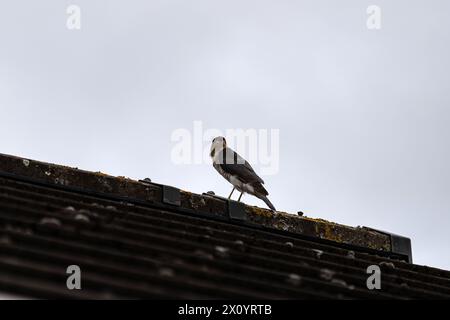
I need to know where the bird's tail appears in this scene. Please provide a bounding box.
[260,196,276,211]
[252,183,275,211]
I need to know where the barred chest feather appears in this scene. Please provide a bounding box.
[212,163,254,194]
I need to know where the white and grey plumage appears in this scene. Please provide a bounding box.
[210,136,276,211]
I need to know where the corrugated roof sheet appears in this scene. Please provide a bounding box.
[0,153,449,299]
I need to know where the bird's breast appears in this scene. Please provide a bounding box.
[229,175,244,189]
[213,163,230,180]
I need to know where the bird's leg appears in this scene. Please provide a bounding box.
[228,187,235,199]
[237,192,244,202]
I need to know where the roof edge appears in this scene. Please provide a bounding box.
[0,152,410,261]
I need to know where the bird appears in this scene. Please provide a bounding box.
[210,136,276,211]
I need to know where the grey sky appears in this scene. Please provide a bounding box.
[1,1,449,270]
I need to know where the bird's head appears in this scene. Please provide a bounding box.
[210,136,227,158]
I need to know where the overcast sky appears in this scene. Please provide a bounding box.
[1,0,449,270]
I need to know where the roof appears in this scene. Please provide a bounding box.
[0,152,449,299]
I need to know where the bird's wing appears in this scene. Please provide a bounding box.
[217,148,264,184]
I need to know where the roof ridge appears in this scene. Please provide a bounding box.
[0,152,408,263]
